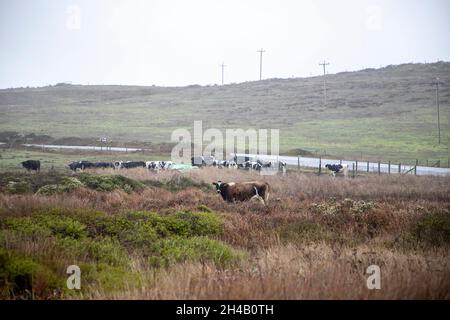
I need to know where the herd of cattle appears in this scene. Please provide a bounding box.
[20,157,348,177]
[19,158,349,205]
[64,156,286,173]
[67,160,174,171]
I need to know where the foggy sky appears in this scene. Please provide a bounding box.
[0,0,449,88]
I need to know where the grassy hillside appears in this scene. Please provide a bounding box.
[1,62,449,163]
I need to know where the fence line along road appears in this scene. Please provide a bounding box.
[21,143,146,152]
[233,153,450,177]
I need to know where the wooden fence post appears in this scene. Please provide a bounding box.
[415,159,418,175]
[352,163,355,178]
[378,161,380,175]
[388,161,391,174]
[367,161,369,173]
[355,160,358,173]
[318,157,322,176]
[297,155,300,170]
[398,163,401,174]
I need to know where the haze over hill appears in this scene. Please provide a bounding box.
[0,62,449,162]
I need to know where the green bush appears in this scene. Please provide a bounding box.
[36,177,83,195]
[0,248,63,299]
[79,262,142,292]
[121,210,223,238]
[6,180,32,194]
[4,217,53,238]
[409,213,450,246]
[76,173,145,193]
[6,214,87,239]
[156,236,244,267]
[174,211,223,236]
[56,237,129,267]
[105,216,159,248]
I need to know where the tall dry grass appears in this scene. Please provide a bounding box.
[1,167,449,299]
[91,244,450,300]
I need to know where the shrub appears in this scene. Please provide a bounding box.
[174,211,223,236]
[156,236,244,267]
[105,216,159,248]
[409,213,450,247]
[56,237,129,267]
[76,173,145,192]
[0,248,63,299]
[6,180,32,194]
[79,262,142,292]
[6,214,87,239]
[36,177,83,196]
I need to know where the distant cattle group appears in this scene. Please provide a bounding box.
[66,160,175,171]
[20,155,287,176]
[191,155,287,174]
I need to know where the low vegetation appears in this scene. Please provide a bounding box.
[0,167,449,299]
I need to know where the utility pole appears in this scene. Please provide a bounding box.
[257,48,265,80]
[435,77,441,144]
[319,60,330,105]
[220,62,226,85]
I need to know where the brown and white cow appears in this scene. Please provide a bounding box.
[212,180,270,205]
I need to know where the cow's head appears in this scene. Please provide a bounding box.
[325,164,331,169]
[212,180,223,193]
[213,180,230,197]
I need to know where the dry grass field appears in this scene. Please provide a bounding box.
[0,168,449,299]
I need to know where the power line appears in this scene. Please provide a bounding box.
[257,48,265,80]
[319,60,330,105]
[220,62,226,85]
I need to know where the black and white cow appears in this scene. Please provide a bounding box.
[117,161,146,169]
[238,161,262,171]
[146,161,173,171]
[325,163,348,177]
[278,161,287,175]
[22,160,40,172]
[212,159,237,169]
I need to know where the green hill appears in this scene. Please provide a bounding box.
[1,62,449,163]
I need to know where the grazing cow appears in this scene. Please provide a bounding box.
[68,161,95,171]
[257,160,272,168]
[120,161,146,169]
[22,160,40,172]
[93,162,115,169]
[220,160,238,169]
[325,163,348,177]
[146,161,173,171]
[279,161,287,175]
[227,160,238,169]
[212,180,270,205]
[239,161,262,171]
